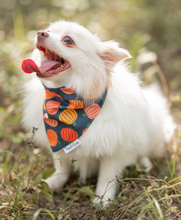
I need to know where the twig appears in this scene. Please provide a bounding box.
[151,60,168,97]
[0,104,15,124]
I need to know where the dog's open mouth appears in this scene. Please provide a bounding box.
[22,46,71,78]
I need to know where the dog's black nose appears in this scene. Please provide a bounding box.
[37,31,49,40]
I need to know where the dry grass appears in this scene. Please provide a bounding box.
[0,96,181,219]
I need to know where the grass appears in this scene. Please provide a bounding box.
[0,111,181,219]
[0,31,181,220]
[0,70,181,219]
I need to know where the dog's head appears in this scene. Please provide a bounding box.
[24,20,131,100]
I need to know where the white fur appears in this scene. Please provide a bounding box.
[22,20,175,204]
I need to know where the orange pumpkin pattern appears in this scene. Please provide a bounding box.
[43,100,46,110]
[59,109,78,125]
[45,90,63,101]
[51,92,63,101]
[84,104,101,119]
[61,128,78,142]
[46,100,61,115]
[45,90,55,100]
[67,100,84,109]
[42,84,108,152]
[47,129,58,147]
[82,127,88,135]
[60,87,76,94]
[43,113,58,127]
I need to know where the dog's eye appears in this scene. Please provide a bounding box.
[63,36,73,45]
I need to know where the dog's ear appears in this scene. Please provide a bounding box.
[97,41,131,66]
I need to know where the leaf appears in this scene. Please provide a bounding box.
[38,181,54,203]
[41,188,54,203]
[59,207,64,213]
[39,181,53,193]
[35,173,42,184]
[58,214,64,220]
[42,168,56,180]
[77,186,94,198]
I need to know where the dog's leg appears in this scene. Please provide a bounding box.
[139,156,153,173]
[93,156,121,205]
[45,152,71,191]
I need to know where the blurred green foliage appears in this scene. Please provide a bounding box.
[0,0,180,105]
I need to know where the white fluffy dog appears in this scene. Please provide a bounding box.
[22,20,175,204]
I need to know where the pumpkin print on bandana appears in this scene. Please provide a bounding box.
[61,128,78,142]
[43,85,108,152]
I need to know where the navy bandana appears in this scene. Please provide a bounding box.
[42,84,108,152]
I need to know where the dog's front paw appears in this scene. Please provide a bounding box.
[139,156,153,173]
[93,196,104,205]
[93,196,112,207]
[45,171,69,192]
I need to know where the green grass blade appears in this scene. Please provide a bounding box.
[32,208,55,220]
[146,207,155,220]
[149,194,164,220]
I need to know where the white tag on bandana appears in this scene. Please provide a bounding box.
[63,139,81,154]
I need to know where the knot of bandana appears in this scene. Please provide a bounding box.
[42,84,108,152]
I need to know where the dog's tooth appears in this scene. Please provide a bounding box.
[60,64,65,68]
[45,49,51,54]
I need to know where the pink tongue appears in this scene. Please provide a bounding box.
[39,60,61,73]
[22,59,60,74]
